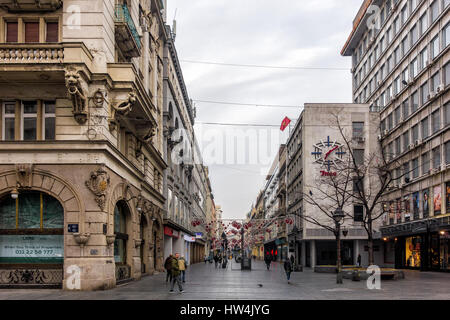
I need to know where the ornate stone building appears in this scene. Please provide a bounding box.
[0,0,168,290]
[162,19,214,265]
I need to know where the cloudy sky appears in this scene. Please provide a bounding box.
[166,0,362,220]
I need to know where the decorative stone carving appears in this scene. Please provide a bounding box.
[73,233,90,247]
[134,239,143,248]
[65,69,88,125]
[108,90,137,131]
[85,165,110,211]
[106,234,116,246]
[15,164,33,188]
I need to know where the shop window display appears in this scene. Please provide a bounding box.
[0,192,64,264]
[406,236,421,268]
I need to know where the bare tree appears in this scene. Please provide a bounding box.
[301,146,355,281]
[331,109,407,266]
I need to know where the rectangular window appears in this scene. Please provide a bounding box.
[445,62,450,85]
[422,117,429,139]
[431,36,440,59]
[403,131,410,150]
[411,57,418,78]
[24,22,39,43]
[402,35,410,55]
[431,0,439,23]
[421,82,429,106]
[394,47,401,65]
[354,205,364,222]
[43,101,56,140]
[444,23,450,48]
[46,22,59,43]
[22,101,37,141]
[401,5,408,25]
[395,137,401,155]
[388,113,393,130]
[412,91,419,113]
[353,149,365,166]
[431,72,440,93]
[432,109,440,133]
[420,12,428,36]
[412,124,419,142]
[446,141,450,164]
[395,106,401,125]
[402,99,410,119]
[353,178,364,193]
[403,162,410,181]
[2,101,16,140]
[433,147,441,169]
[445,102,450,125]
[410,24,418,45]
[412,158,419,178]
[402,67,409,86]
[6,22,18,43]
[422,152,430,174]
[420,47,428,70]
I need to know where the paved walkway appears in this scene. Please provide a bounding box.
[0,260,449,300]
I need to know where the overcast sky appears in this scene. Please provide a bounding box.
[166,0,362,220]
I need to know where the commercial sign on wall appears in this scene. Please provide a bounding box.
[164,226,180,238]
[195,232,203,239]
[184,235,196,242]
[0,235,64,263]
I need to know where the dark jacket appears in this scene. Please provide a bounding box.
[264,256,272,264]
[284,260,292,272]
[171,257,181,277]
[164,256,173,270]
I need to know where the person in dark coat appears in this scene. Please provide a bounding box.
[214,254,219,268]
[264,254,272,270]
[164,254,173,283]
[290,255,295,267]
[357,254,362,267]
[284,258,293,284]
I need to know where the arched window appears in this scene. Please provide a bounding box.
[0,191,64,265]
[175,118,179,129]
[114,202,129,264]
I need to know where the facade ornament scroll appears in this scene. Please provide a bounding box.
[85,164,110,211]
[108,90,137,132]
[65,69,88,125]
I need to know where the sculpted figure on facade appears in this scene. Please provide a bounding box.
[65,69,88,125]
[109,90,137,132]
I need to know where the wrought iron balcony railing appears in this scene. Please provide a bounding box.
[114,4,141,58]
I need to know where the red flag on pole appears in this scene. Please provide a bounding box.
[280,116,291,131]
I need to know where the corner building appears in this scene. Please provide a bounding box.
[0,0,169,289]
[342,0,450,271]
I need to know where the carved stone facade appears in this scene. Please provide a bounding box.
[0,0,168,290]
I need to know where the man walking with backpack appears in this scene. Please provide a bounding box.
[170,253,184,293]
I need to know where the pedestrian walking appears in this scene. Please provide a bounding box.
[357,254,362,267]
[214,254,219,268]
[284,257,293,284]
[164,254,173,283]
[179,255,187,283]
[264,254,272,270]
[170,253,184,293]
[204,255,207,264]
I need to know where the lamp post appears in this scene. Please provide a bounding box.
[292,225,299,268]
[333,207,345,284]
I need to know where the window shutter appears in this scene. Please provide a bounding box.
[25,22,40,43]
[6,22,18,43]
[46,22,59,42]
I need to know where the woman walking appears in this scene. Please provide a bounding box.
[284,257,293,284]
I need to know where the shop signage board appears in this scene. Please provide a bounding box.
[0,235,64,263]
[68,224,79,233]
[195,232,203,239]
[184,235,196,242]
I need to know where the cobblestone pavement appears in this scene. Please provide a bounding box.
[0,260,449,300]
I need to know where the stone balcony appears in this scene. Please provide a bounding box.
[0,42,94,80]
[0,0,62,12]
[114,3,141,59]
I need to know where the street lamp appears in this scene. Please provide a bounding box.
[333,207,345,284]
[10,188,19,200]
